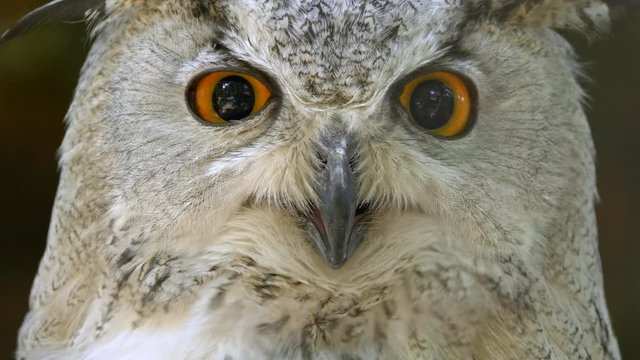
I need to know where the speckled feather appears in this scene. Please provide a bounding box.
[12,0,619,359]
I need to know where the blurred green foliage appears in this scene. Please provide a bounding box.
[0,2,638,359]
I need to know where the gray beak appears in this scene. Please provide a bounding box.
[307,134,367,269]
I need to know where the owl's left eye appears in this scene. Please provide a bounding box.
[399,71,474,138]
[187,71,272,125]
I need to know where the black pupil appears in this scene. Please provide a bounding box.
[212,76,255,121]
[409,80,455,130]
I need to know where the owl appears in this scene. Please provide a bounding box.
[3,0,621,359]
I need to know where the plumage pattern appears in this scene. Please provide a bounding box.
[7,0,620,359]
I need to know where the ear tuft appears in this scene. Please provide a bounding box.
[506,0,610,34]
[1,0,105,44]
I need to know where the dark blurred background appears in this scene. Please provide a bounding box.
[0,1,638,359]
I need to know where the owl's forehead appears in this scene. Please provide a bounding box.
[205,0,471,104]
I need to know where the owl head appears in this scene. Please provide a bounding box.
[2,0,614,292]
[27,0,607,273]
[5,1,620,358]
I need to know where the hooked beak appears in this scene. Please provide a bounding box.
[306,134,369,269]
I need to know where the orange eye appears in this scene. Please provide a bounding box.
[188,71,272,125]
[399,71,474,138]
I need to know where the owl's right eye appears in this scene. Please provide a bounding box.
[187,71,272,125]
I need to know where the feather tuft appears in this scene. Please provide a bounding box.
[503,0,610,34]
[0,0,105,44]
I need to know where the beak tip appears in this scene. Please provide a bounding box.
[326,254,348,269]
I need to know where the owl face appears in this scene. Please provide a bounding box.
[82,0,594,286]
[10,1,622,358]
